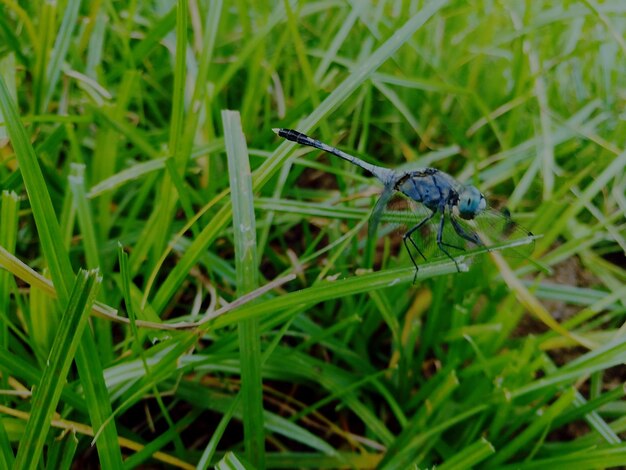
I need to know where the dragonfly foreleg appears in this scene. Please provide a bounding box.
[403,211,435,282]
[436,209,462,272]
[450,216,484,248]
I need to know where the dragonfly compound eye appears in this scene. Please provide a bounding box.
[457,186,484,219]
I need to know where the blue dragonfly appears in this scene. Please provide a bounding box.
[274,128,535,278]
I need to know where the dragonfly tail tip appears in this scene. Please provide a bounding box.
[272,128,281,135]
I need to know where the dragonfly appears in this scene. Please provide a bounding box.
[273,128,535,279]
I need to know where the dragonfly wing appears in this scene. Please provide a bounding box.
[451,208,535,258]
[390,200,534,261]
[373,194,535,265]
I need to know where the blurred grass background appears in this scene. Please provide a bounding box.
[0,0,625,468]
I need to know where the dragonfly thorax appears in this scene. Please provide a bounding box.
[395,168,457,212]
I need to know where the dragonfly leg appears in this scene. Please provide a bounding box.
[436,209,462,272]
[365,186,394,269]
[403,211,435,282]
[450,216,484,247]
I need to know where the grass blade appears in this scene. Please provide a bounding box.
[437,438,496,470]
[0,191,18,351]
[43,0,81,110]
[13,269,101,470]
[223,109,264,468]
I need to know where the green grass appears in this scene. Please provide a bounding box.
[0,1,625,468]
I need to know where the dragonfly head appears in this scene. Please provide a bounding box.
[456,186,486,220]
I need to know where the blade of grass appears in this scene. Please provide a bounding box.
[87,140,224,198]
[525,25,555,200]
[437,438,496,470]
[511,335,626,399]
[92,71,138,240]
[223,109,264,468]
[69,164,101,269]
[207,262,461,331]
[0,191,19,357]
[151,0,189,257]
[0,13,28,67]
[164,157,199,238]
[0,282,15,470]
[54,433,79,470]
[179,0,223,167]
[197,394,242,470]
[215,451,255,470]
[13,269,101,470]
[0,415,13,468]
[84,7,107,78]
[32,0,56,112]
[384,402,490,468]
[43,0,82,110]
[313,3,361,83]
[0,53,16,141]
[283,0,326,137]
[131,6,177,63]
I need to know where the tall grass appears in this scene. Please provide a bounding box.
[0,1,625,468]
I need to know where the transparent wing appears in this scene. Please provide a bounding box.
[376,194,534,265]
[460,208,535,258]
